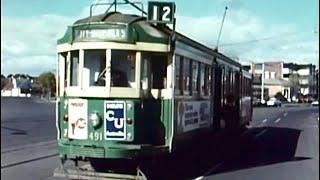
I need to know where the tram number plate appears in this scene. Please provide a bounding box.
[89,132,103,141]
[148,1,175,24]
[104,101,126,140]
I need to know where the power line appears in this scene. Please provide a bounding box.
[218,31,310,47]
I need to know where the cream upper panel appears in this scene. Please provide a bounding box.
[57,42,170,53]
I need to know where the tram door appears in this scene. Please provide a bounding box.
[139,52,168,145]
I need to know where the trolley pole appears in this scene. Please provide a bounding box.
[216,6,228,50]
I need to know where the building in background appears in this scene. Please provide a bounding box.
[283,63,317,101]
[242,61,317,103]
[1,74,35,97]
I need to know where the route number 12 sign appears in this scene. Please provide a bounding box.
[147,1,175,24]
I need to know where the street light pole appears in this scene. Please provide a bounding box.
[261,62,265,104]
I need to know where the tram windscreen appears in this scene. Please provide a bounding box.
[111,50,136,87]
[83,50,106,86]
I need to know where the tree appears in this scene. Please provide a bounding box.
[38,72,56,98]
[274,91,286,101]
[285,73,301,97]
[1,74,6,90]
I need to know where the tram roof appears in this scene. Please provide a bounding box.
[73,12,144,25]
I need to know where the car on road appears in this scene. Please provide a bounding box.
[311,100,319,106]
[266,97,281,107]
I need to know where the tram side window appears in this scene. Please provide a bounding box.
[200,63,205,96]
[175,55,183,95]
[183,58,191,95]
[246,78,250,96]
[206,66,212,96]
[70,51,79,86]
[241,76,244,97]
[226,70,231,95]
[191,61,199,95]
[58,52,67,87]
[221,67,226,105]
[111,50,136,87]
[83,50,106,87]
[242,76,246,96]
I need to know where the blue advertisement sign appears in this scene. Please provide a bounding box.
[104,101,126,140]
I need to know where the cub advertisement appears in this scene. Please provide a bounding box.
[105,101,126,140]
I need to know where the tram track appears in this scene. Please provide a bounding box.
[1,153,58,169]
[1,140,58,169]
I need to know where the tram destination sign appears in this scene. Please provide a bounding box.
[147,1,175,24]
[73,24,127,42]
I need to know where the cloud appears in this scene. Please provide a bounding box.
[1,3,318,76]
[174,8,318,65]
[1,14,75,76]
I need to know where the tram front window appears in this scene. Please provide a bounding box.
[83,50,106,87]
[111,50,136,87]
[70,51,79,86]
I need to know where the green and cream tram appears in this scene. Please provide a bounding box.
[56,2,252,171]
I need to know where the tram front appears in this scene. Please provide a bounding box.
[56,12,174,168]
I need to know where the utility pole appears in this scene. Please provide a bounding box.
[261,62,265,104]
[215,6,228,50]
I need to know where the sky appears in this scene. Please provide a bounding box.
[1,0,319,76]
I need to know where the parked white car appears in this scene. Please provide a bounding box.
[267,98,281,107]
[311,100,319,106]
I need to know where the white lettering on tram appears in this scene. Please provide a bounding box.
[107,103,124,109]
[106,110,124,129]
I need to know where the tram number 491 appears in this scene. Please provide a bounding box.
[89,132,103,141]
[147,1,175,24]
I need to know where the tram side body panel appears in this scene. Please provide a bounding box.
[171,40,216,150]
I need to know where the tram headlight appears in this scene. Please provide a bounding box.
[63,114,68,122]
[89,112,101,128]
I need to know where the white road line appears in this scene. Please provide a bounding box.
[262,119,268,123]
[275,118,281,123]
[254,129,268,139]
[283,112,288,117]
[194,162,224,180]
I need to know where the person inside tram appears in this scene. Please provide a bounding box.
[111,69,129,87]
[94,68,129,87]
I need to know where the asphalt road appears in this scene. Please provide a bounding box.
[199,106,319,180]
[1,97,319,180]
[1,97,56,148]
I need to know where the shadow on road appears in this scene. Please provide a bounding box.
[205,127,307,176]
[145,127,308,179]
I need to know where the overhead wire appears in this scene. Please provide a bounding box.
[218,31,310,47]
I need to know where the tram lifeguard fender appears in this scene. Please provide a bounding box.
[57,12,170,44]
